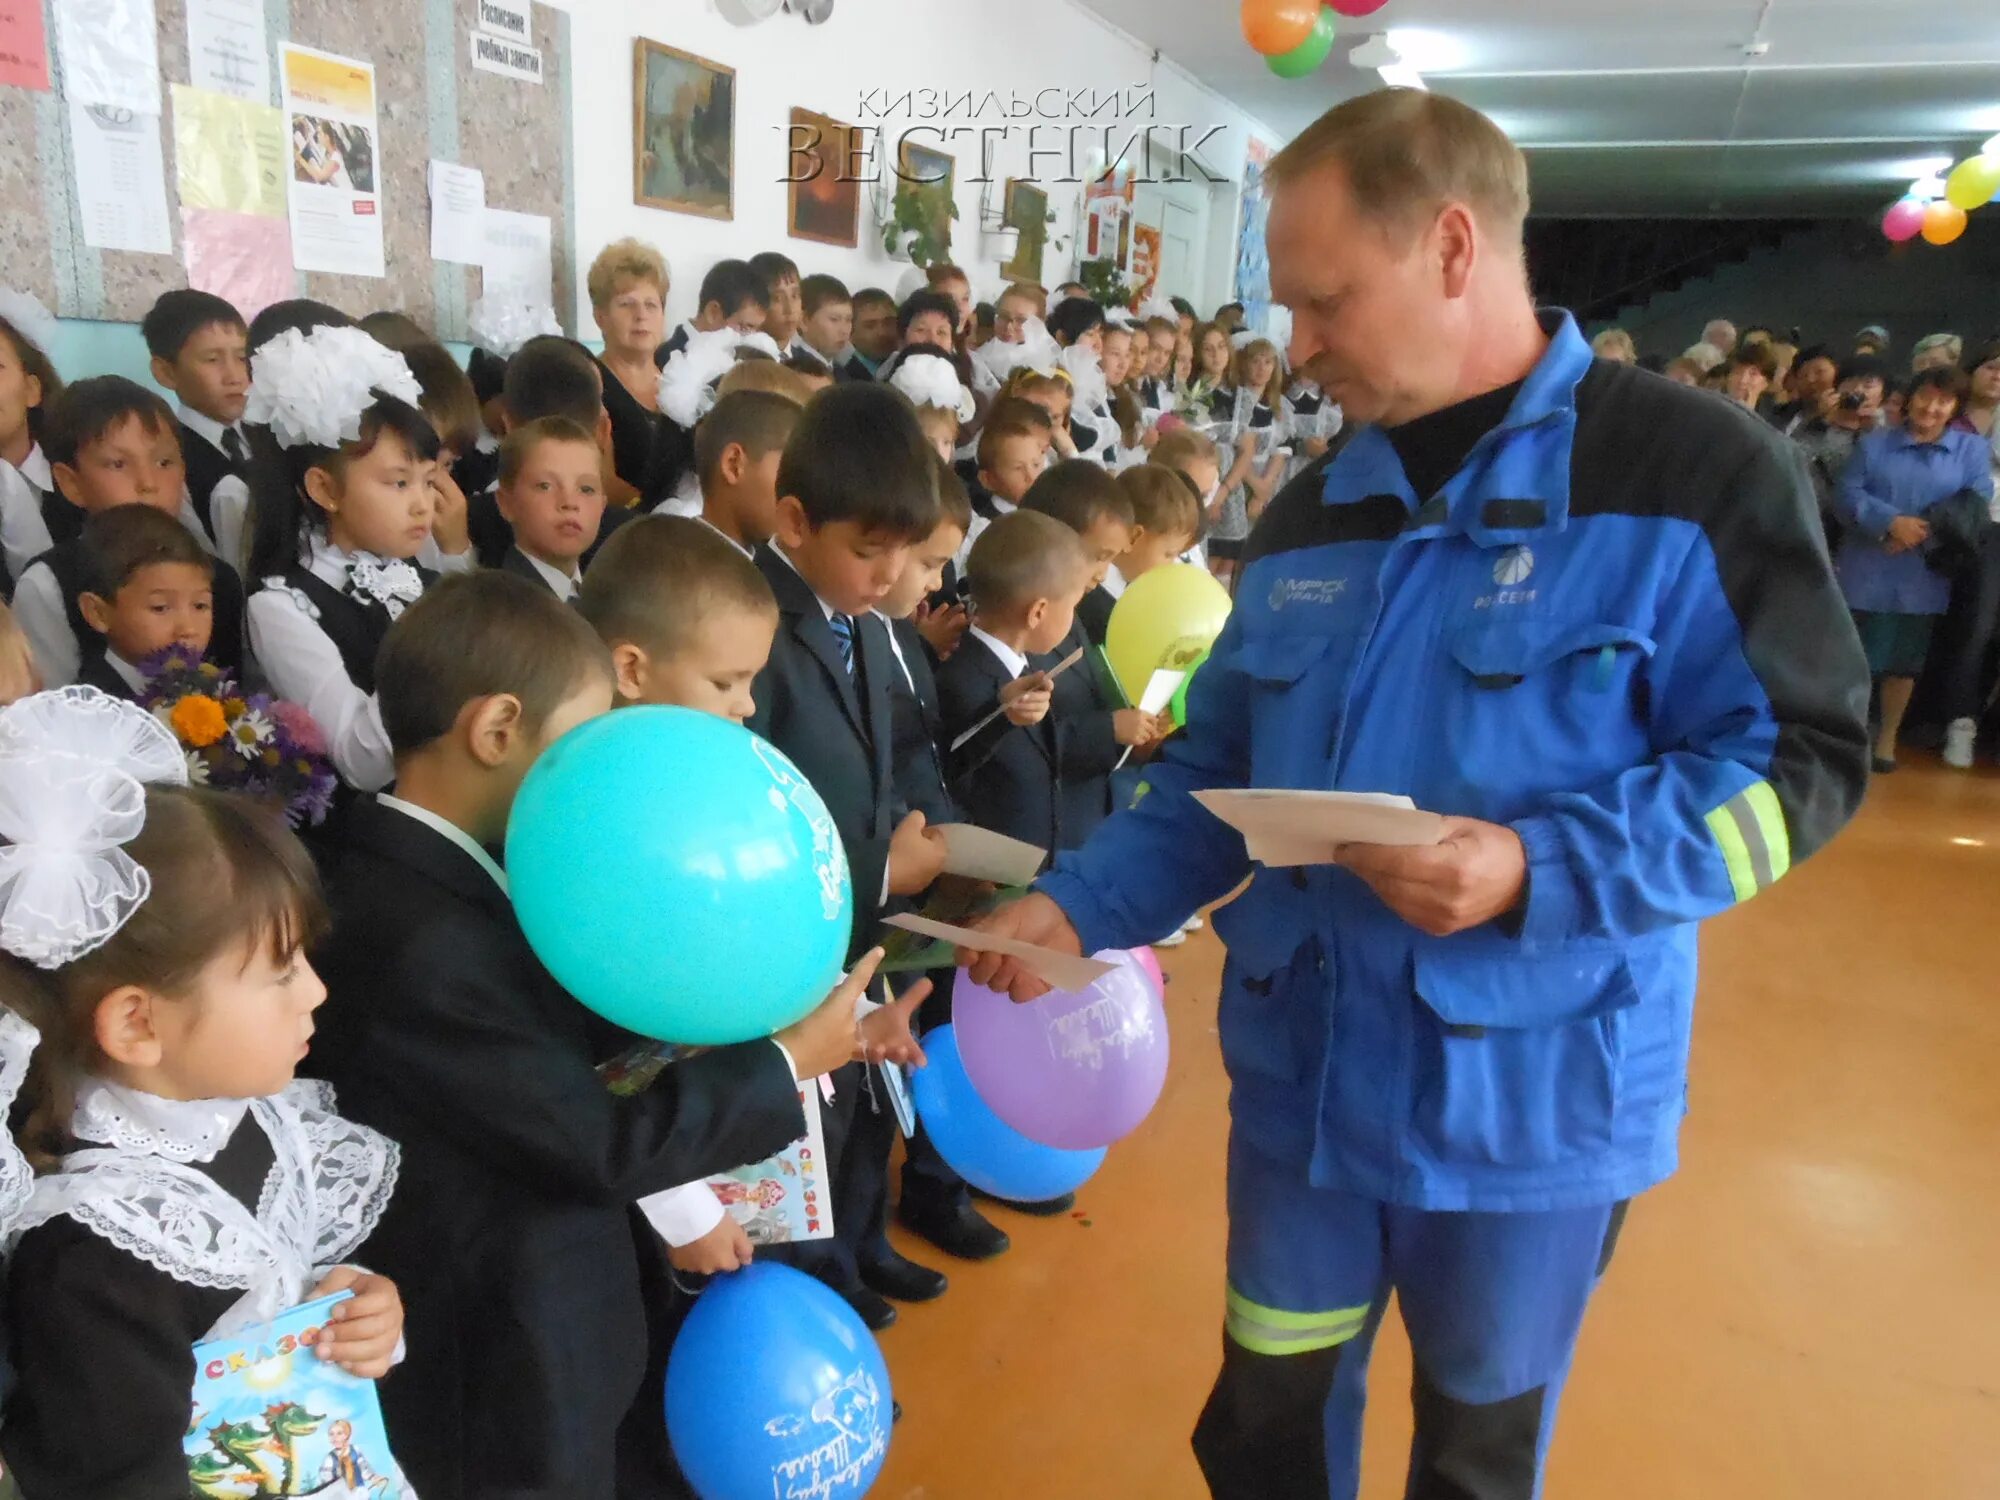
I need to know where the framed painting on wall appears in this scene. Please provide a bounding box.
[787,107,859,248]
[896,136,956,260]
[1000,178,1048,283]
[633,39,734,219]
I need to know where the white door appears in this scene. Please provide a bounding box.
[1133,175,1209,308]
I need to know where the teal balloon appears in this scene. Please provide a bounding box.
[1267,7,1335,77]
[506,707,853,1045]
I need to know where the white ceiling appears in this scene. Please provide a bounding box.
[1078,0,2000,217]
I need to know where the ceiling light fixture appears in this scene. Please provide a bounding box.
[1985,133,2000,157]
[1909,174,1947,200]
[1382,27,1466,73]
[1350,35,1426,91]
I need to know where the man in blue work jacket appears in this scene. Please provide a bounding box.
[964,90,1871,1500]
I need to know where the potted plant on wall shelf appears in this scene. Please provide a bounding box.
[1078,257,1138,310]
[883,180,956,266]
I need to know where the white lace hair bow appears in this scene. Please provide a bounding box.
[0,687,189,971]
[889,351,976,423]
[468,294,562,359]
[1060,341,1108,414]
[0,287,58,361]
[244,325,425,451]
[1137,295,1178,325]
[0,1008,36,1241]
[656,327,784,429]
[972,315,1063,391]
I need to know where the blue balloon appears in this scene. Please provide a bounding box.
[911,1025,1106,1201]
[666,1262,892,1500]
[506,707,852,1045]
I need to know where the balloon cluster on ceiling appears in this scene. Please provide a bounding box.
[1882,143,2000,247]
[1240,0,1389,79]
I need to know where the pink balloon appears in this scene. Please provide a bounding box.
[1133,944,1165,993]
[1882,198,1926,243]
[1329,0,1389,14]
[954,951,1170,1151]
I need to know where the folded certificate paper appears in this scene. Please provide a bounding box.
[936,824,1047,886]
[948,646,1086,752]
[882,912,1117,991]
[1192,789,1446,867]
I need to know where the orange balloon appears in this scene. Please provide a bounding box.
[1242,0,1322,56]
[1922,199,1968,246]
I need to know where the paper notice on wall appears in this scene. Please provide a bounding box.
[279,44,384,277]
[172,85,287,218]
[69,100,172,254]
[469,31,541,84]
[473,0,530,40]
[428,160,487,265]
[182,206,294,322]
[185,0,271,102]
[0,0,51,91]
[52,0,159,112]
[480,207,551,307]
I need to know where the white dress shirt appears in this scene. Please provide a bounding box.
[955,494,1016,574]
[520,550,581,600]
[209,474,253,578]
[17,443,49,492]
[1103,563,1129,600]
[177,403,247,459]
[968,624,1029,680]
[244,537,399,791]
[102,650,146,694]
[0,452,54,588]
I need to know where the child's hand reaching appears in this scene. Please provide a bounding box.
[914,599,969,660]
[0,605,38,707]
[311,1267,405,1379]
[668,1214,755,1276]
[857,979,933,1068]
[776,947,884,1079]
[1001,671,1053,727]
[428,466,471,557]
[887,810,950,895]
[1113,708,1159,746]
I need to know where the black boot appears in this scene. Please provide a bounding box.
[898,1193,1011,1260]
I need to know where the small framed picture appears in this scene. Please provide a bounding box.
[786,107,860,248]
[633,38,734,219]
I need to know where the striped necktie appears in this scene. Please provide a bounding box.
[829,612,856,676]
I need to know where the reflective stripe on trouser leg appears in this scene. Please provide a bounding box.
[1224,1286,1371,1356]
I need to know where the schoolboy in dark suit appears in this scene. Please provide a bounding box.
[308,572,871,1500]
[493,415,607,602]
[938,510,1091,856]
[140,289,249,553]
[748,383,951,1329]
[72,503,219,701]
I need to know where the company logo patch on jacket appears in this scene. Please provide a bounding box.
[1268,575,1350,610]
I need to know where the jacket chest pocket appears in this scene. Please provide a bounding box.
[1410,948,1638,1170]
[1210,887,1328,1089]
[1434,620,1656,809]
[1239,633,1346,785]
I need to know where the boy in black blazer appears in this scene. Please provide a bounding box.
[494,415,607,601]
[72,504,220,701]
[308,573,872,1500]
[747,383,952,1328]
[1022,461,1164,851]
[939,510,1093,856]
[140,289,249,554]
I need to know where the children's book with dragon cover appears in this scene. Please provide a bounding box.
[186,1292,411,1498]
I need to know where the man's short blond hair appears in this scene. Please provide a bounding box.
[1268,88,1529,242]
[587,238,668,309]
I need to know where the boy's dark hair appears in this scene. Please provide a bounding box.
[783,348,833,381]
[466,346,509,405]
[695,390,802,489]
[932,454,973,534]
[966,509,1088,615]
[1046,297,1106,347]
[78,502,214,602]
[1836,352,1891,388]
[697,259,771,319]
[973,302,996,333]
[749,251,801,291]
[1907,365,1968,406]
[977,399,1052,470]
[851,287,896,316]
[1793,343,1834,371]
[800,274,851,316]
[1115,464,1199,542]
[43,376,177,469]
[897,290,958,339]
[578,514,776,660]
[140,289,246,362]
[1217,301,1246,319]
[402,341,482,455]
[504,335,603,428]
[499,415,603,487]
[357,310,430,353]
[777,383,939,539]
[247,299,352,354]
[376,571,612,758]
[1022,459,1134,535]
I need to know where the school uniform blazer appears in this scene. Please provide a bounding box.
[1076,583,1116,647]
[178,420,245,549]
[937,638,1061,857]
[878,614,957,828]
[1038,619,1122,851]
[747,549,903,949]
[306,796,804,1500]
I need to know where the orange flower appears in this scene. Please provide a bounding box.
[170,694,229,748]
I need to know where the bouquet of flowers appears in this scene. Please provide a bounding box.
[136,647,338,827]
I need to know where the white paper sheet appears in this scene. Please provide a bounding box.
[185,0,269,102]
[53,0,159,113]
[1191,788,1446,868]
[883,913,1116,993]
[70,101,172,254]
[472,0,530,39]
[480,206,552,307]
[469,31,541,84]
[427,159,486,265]
[947,645,1085,753]
[935,824,1046,887]
[1114,667,1188,771]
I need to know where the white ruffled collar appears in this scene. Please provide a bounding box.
[71,1078,252,1163]
[303,537,426,617]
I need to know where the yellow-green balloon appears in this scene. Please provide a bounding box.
[1105,563,1232,704]
[1944,155,2000,212]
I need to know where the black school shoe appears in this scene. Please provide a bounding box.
[841,1284,899,1332]
[897,1195,1011,1261]
[1872,755,1899,774]
[970,1187,1076,1218]
[858,1249,948,1303]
